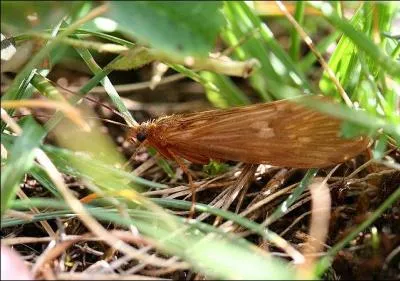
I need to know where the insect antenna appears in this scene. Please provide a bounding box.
[44,77,131,127]
[12,113,130,128]
[92,118,130,128]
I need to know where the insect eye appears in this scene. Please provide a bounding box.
[136,131,147,142]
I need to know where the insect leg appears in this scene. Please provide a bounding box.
[123,140,149,169]
[167,149,197,218]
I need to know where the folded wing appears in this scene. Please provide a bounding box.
[158,97,369,167]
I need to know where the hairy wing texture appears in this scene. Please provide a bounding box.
[156,97,369,167]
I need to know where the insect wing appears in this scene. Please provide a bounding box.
[159,97,368,167]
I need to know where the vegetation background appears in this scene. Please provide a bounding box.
[1,1,399,280]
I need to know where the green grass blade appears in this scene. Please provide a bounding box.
[42,144,168,190]
[312,2,400,80]
[299,31,340,72]
[29,164,62,199]
[1,3,96,124]
[221,1,312,101]
[0,71,36,132]
[73,42,136,126]
[316,186,400,276]
[289,1,305,61]
[200,71,250,108]
[265,168,318,226]
[1,118,46,216]
[9,197,296,280]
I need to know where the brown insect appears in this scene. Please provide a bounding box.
[127,96,369,167]
[127,95,370,214]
